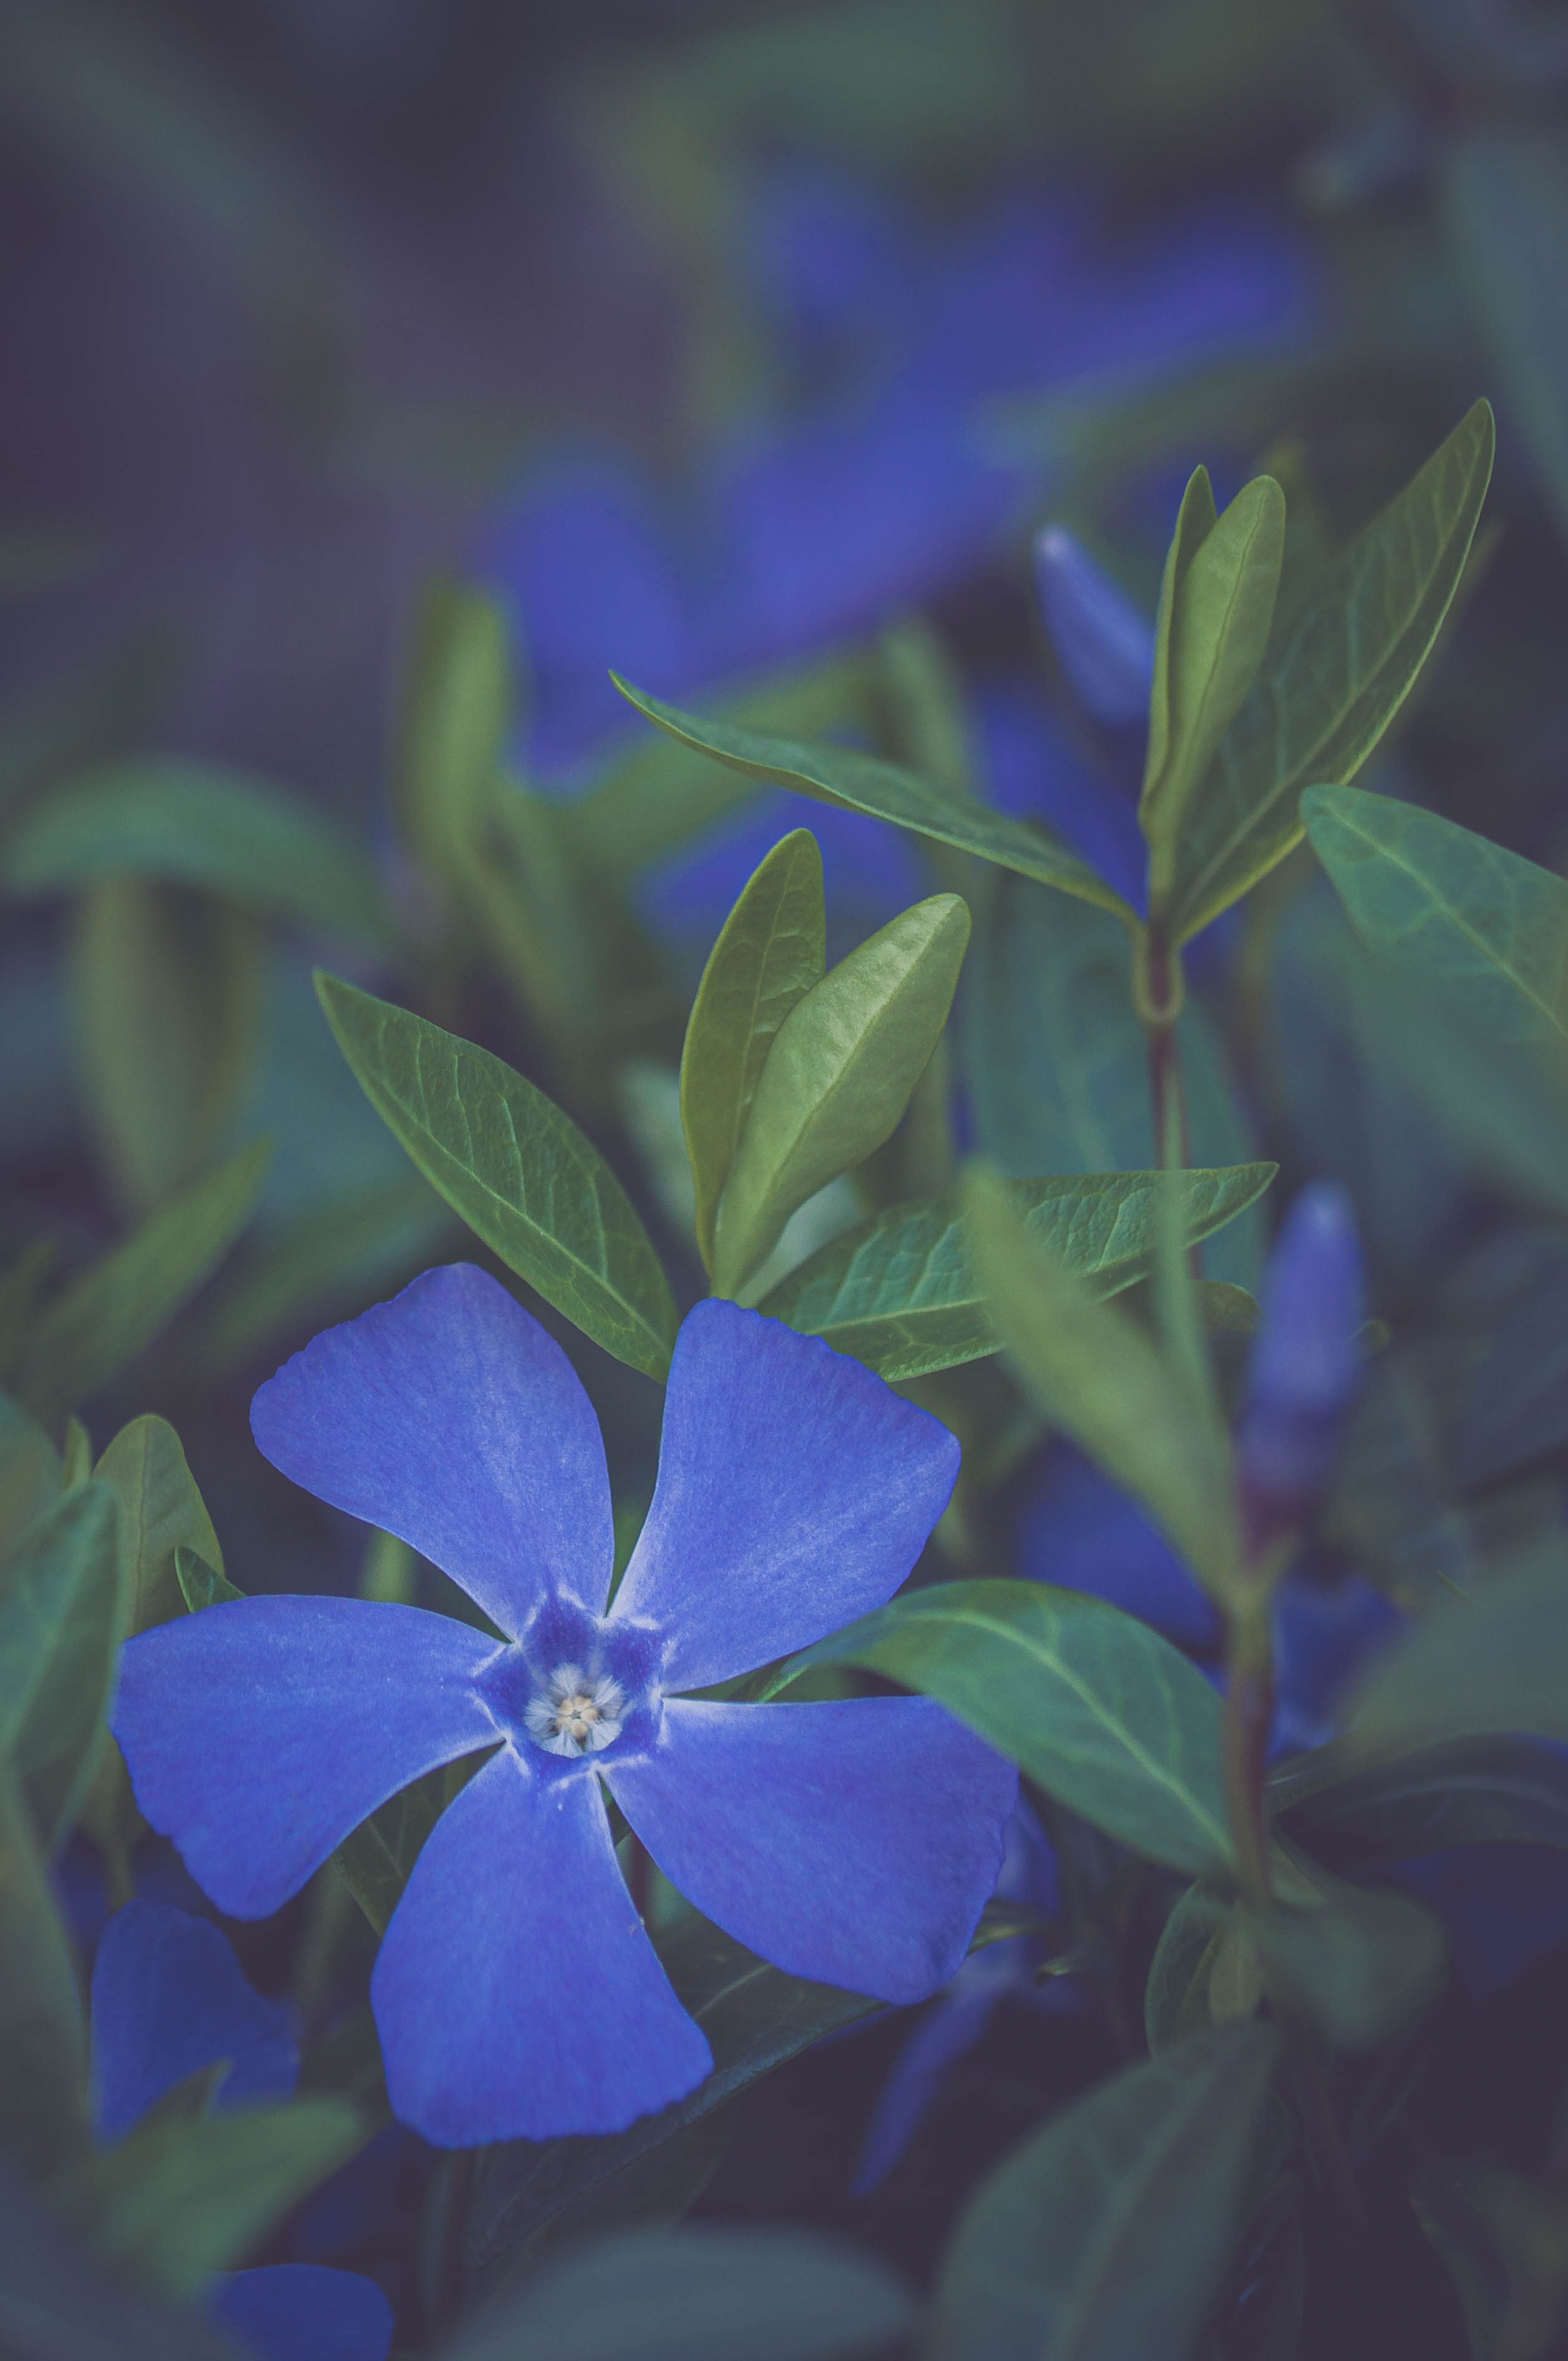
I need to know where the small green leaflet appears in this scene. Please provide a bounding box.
[52,2098,368,2299]
[964,1165,1240,1602]
[681,829,826,1273]
[0,1481,127,1852]
[758,1162,1274,1381]
[1,758,395,949]
[712,894,970,1298]
[1303,783,1568,1050]
[611,676,1135,921]
[1167,399,1495,944]
[316,975,678,1380]
[925,2024,1279,2361]
[175,1546,244,1612]
[765,1579,1233,1879]
[1141,470,1285,913]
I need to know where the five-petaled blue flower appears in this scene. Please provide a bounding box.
[111,1265,1016,2147]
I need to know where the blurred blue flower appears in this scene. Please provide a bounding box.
[112,1266,1016,2145]
[1237,1179,1366,1557]
[89,1902,392,2361]
[478,178,1313,779]
[1033,525,1156,728]
[1016,1440,1223,1655]
[849,1797,1077,2197]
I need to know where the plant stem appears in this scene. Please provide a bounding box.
[1222,1603,1275,1914]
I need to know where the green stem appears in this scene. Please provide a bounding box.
[1222,1604,1275,1914]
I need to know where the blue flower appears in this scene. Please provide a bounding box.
[89,1901,392,2361]
[1237,1179,1366,1555]
[111,1267,1016,2146]
[1033,525,1156,729]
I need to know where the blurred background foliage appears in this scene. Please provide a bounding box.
[11,0,1568,2352]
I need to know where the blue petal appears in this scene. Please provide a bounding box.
[371,1748,710,2144]
[209,2267,392,2361]
[849,1987,1000,2197]
[605,1697,1016,2003]
[611,1303,958,1691]
[250,1264,614,1635]
[112,1599,501,1918]
[90,1901,297,2140]
[1033,527,1156,727]
[1016,1444,1222,1653]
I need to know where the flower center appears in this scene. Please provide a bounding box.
[523,1662,626,1759]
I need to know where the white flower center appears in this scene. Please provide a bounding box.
[523,1663,626,1758]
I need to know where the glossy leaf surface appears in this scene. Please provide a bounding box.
[317,975,677,1378]
[681,829,825,1272]
[0,1480,125,1850]
[712,894,970,1298]
[759,1162,1273,1380]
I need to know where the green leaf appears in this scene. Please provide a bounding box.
[442,2226,915,2361]
[963,1164,1240,1600]
[766,1579,1232,1877]
[925,2023,1279,2361]
[192,1172,454,1376]
[0,1760,90,2176]
[12,1141,271,1428]
[0,1387,59,1560]
[1144,1886,1265,2057]
[52,2098,367,2299]
[1141,472,1285,910]
[333,1754,487,1936]
[315,975,677,1379]
[1167,399,1495,942]
[757,1162,1274,1381]
[611,676,1134,920]
[0,1239,57,1391]
[1247,1881,1446,2052]
[175,1546,243,1612]
[1347,1552,1568,1756]
[681,829,825,1272]
[1443,130,1568,553]
[2,759,394,949]
[69,880,265,1216]
[1303,782,1568,1052]
[961,876,1267,1288]
[394,577,512,881]
[712,893,971,1298]
[1272,1735,1568,1871]
[0,2149,236,2360]
[0,1481,126,1852]
[462,1914,885,2297]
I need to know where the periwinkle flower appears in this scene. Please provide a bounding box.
[1237,1180,1366,1556]
[1032,525,1157,729]
[90,1901,392,2361]
[111,1267,1016,2146]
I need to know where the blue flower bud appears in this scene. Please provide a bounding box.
[1032,525,1156,728]
[1237,1181,1366,1551]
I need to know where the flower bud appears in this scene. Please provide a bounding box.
[1237,1180,1365,1557]
[1032,525,1155,727]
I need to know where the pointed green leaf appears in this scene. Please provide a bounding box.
[963,1165,1240,1600]
[315,975,677,1378]
[444,2227,915,2361]
[175,1546,243,1612]
[611,676,1134,920]
[713,894,970,1298]
[13,1142,271,1428]
[766,1579,1232,1877]
[1142,474,1285,909]
[0,1481,126,1852]
[69,880,265,1216]
[53,2097,367,2298]
[2,759,394,949]
[757,1162,1275,1380]
[1303,782,1568,1049]
[681,830,825,1272]
[1169,399,1495,942]
[1144,1886,1263,2057]
[0,1760,90,2176]
[94,1416,222,1635]
[925,2023,1280,2361]
[1142,464,1217,800]
[1271,1734,1568,1871]
[394,577,512,880]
